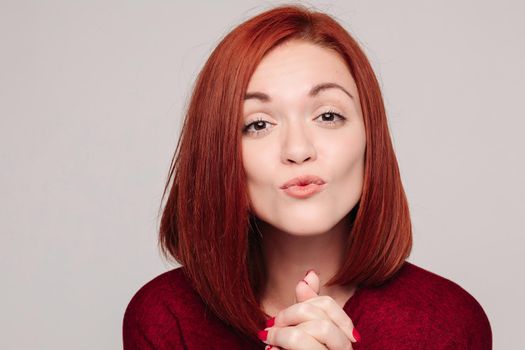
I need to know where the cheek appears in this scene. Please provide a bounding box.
[242,142,275,195]
[242,143,263,183]
[328,130,366,186]
[342,145,365,176]
[242,142,282,220]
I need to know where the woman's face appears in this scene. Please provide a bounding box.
[241,40,366,236]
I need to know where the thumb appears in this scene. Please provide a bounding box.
[295,270,320,303]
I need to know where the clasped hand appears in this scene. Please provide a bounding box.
[259,270,359,350]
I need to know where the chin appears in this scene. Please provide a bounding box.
[252,207,348,236]
[276,218,340,236]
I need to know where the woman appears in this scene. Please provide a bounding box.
[123,5,492,349]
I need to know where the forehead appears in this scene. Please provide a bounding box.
[246,40,357,95]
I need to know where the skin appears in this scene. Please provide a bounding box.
[241,39,367,349]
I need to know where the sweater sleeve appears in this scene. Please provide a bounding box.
[122,276,187,350]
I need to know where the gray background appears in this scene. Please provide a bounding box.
[1,0,523,348]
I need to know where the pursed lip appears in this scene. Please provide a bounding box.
[279,175,326,189]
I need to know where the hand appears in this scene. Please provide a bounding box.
[260,270,359,350]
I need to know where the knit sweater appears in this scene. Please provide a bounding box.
[123,261,492,349]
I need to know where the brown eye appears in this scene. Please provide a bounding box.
[315,110,346,125]
[253,121,267,130]
[243,118,274,136]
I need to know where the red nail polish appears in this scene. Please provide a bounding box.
[266,317,275,327]
[258,329,268,341]
[352,328,361,342]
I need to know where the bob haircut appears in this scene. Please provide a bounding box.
[159,4,412,341]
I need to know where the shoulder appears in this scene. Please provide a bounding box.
[351,261,492,349]
[123,267,260,349]
[124,266,191,322]
[122,267,198,348]
[391,262,489,322]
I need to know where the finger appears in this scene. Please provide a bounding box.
[304,269,320,293]
[296,319,353,350]
[266,325,328,350]
[274,301,330,328]
[302,296,358,343]
[264,345,282,350]
[295,270,320,303]
[295,279,318,304]
[277,295,356,343]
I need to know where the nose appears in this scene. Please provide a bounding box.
[280,121,317,165]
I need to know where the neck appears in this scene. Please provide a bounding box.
[259,215,355,315]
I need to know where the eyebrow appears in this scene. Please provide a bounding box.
[244,82,354,102]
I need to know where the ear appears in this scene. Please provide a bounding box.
[295,270,320,303]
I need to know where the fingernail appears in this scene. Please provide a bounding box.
[258,329,268,341]
[301,279,310,286]
[266,317,275,327]
[305,269,318,277]
[352,328,361,342]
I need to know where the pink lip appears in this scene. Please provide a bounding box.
[280,175,326,189]
[282,183,327,199]
[280,175,327,199]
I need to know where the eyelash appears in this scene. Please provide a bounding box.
[242,109,346,136]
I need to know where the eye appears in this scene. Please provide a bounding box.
[242,117,274,136]
[242,109,346,136]
[314,109,346,126]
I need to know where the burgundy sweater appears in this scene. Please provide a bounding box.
[123,261,492,349]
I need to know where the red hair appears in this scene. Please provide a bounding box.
[158,4,412,342]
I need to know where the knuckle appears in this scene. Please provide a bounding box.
[287,328,303,346]
[275,310,283,324]
[318,319,332,334]
[320,295,334,308]
[297,302,314,314]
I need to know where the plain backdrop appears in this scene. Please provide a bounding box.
[1,0,523,348]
